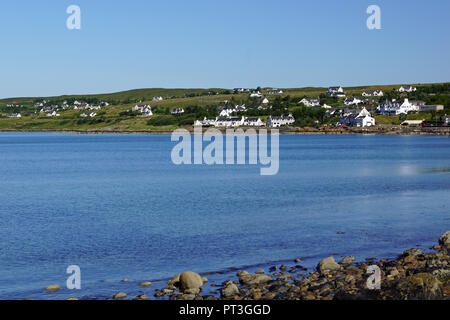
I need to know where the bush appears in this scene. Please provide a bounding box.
[147,115,177,126]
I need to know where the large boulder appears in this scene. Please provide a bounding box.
[317,256,342,274]
[339,256,355,266]
[238,273,272,286]
[221,281,240,299]
[179,271,204,293]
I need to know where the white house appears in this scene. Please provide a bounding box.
[267,89,283,94]
[326,86,346,97]
[243,117,264,127]
[152,96,164,102]
[80,112,97,118]
[362,90,384,97]
[219,107,235,117]
[442,115,450,124]
[46,111,60,117]
[171,108,184,115]
[8,113,22,118]
[344,97,363,106]
[398,86,417,93]
[132,104,153,116]
[261,97,270,104]
[250,91,262,98]
[300,98,320,107]
[215,117,246,127]
[267,114,295,127]
[378,99,419,115]
[340,108,375,127]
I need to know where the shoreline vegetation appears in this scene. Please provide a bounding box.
[42,232,449,300]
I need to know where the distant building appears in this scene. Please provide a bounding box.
[8,113,22,118]
[326,86,346,97]
[267,114,295,127]
[339,108,375,127]
[267,89,283,94]
[299,98,320,107]
[344,97,362,106]
[378,99,419,115]
[397,86,417,93]
[249,91,262,98]
[244,117,264,127]
[362,90,384,97]
[132,104,153,116]
[152,96,164,102]
[171,108,184,114]
[80,112,97,118]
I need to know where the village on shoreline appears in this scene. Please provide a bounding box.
[0,83,449,133]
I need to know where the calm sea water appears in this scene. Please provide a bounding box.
[0,132,449,299]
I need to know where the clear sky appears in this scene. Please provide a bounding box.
[0,0,449,98]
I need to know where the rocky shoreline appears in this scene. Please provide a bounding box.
[118,231,449,301]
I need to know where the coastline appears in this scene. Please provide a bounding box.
[1,126,450,136]
[35,232,450,301]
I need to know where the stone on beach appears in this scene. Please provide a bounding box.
[135,294,150,300]
[221,281,240,299]
[45,285,60,292]
[179,271,204,293]
[112,292,127,299]
[339,256,355,266]
[317,256,342,274]
[139,281,152,287]
[238,272,272,286]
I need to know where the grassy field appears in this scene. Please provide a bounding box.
[0,82,448,131]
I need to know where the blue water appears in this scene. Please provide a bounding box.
[0,133,449,299]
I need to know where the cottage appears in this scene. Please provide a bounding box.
[378,99,419,115]
[80,112,97,118]
[267,89,283,94]
[152,96,164,102]
[244,117,264,127]
[344,97,362,106]
[267,114,295,127]
[171,108,185,115]
[46,111,60,117]
[397,86,417,93]
[250,91,262,98]
[362,90,384,97]
[339,108,375,127]
[299,98,320,107]
[326,86,346,97]
[8,113,22,118]
[132,104,153,116]
[261,97,270,104]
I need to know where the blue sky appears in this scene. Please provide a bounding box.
[0,0,449,98]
